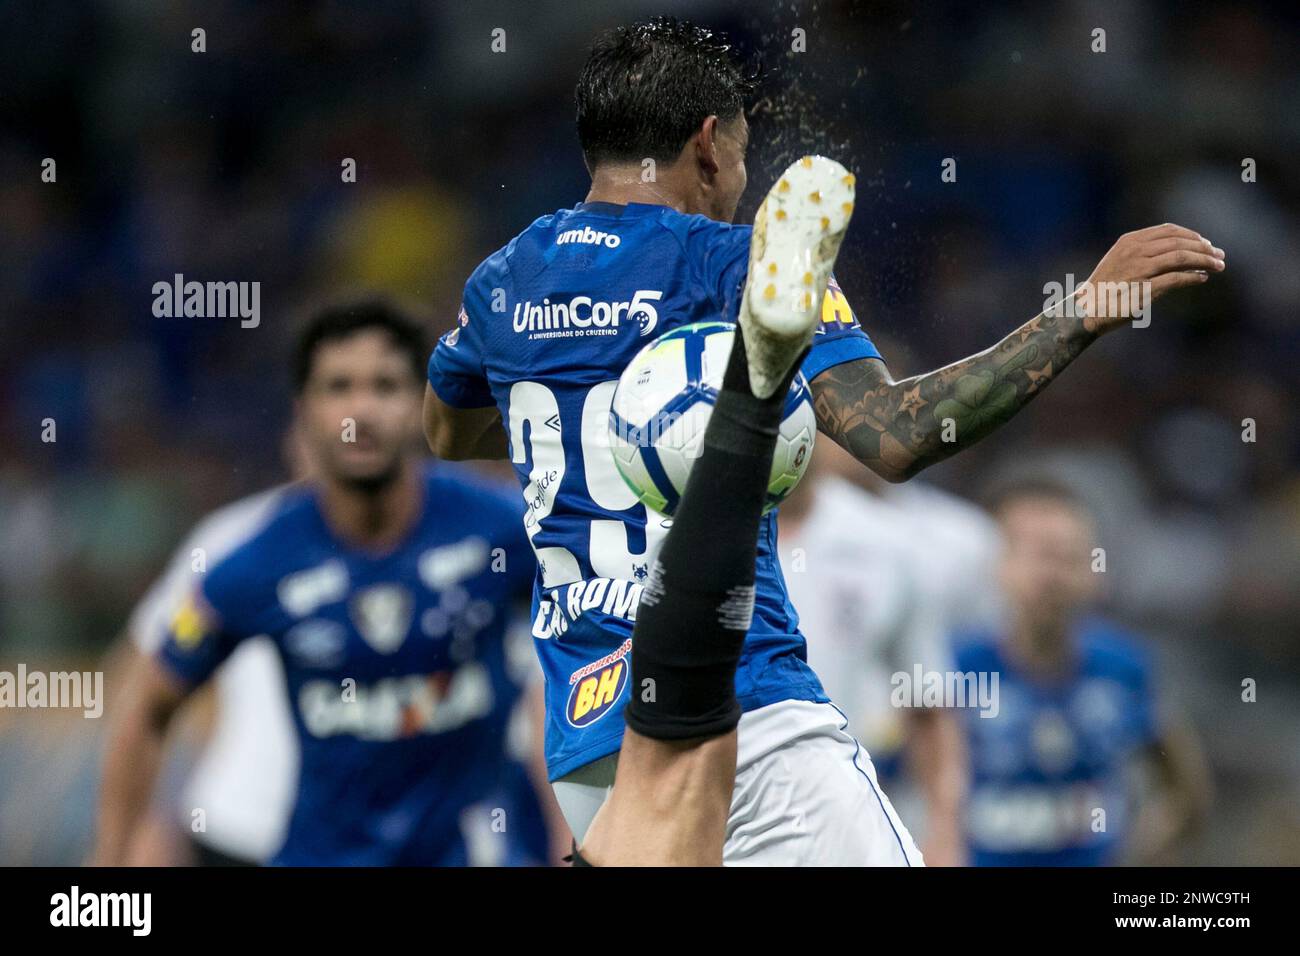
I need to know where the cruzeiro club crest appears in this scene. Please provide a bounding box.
[350,585,414,654]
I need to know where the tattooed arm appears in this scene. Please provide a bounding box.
[812,223,1226,482]
[811,310,1092,481]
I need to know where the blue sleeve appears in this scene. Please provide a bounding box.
[682,217,883,382]
[802,275,884,381]
[154,564,251,687]
[427,259,505,409]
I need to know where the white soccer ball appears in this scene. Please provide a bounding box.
[608,320,816,516]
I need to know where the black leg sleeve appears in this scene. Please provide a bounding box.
[623,331,808,740]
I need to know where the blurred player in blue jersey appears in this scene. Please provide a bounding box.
[94,300,552,866]
[423,17,1224,865]
[954,478,1210,866]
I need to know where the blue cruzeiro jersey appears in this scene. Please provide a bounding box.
[428,201,883,779]
[157,462,548,865]
[953,619,1159,866]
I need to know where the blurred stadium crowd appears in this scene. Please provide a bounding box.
[1,0,1297,864]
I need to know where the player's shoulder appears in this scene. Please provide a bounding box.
[183,484,295,555]
[895,481,1001,539]
[1076,617,1153,684]
[199,486,321,604]
[478,205,598,263]
[887,483,1002,570]
[464,206,567,294]
[128,484,296,651]
[464,236,518,295]
[653,206,752,249]
[807,477,917,556]
[465,206,605,302]
[817,475,902,524]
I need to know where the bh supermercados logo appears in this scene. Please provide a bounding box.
[566,639,632,728]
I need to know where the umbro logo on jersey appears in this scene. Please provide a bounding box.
[285,619,347,668]
[556,225,621,249]
[512,290,662,340]
[418,536,490,591]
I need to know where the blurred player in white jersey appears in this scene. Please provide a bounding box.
[778,440,976,865]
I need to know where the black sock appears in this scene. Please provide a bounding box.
[624,328,808,740]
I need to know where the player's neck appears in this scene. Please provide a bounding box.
[1007,615,1075,677]
[318,460,423,553]
[585,163,705,216]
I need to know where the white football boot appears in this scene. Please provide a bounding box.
[737,155,856,399]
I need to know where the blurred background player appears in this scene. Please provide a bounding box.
[94,300,556,866]
[777,439,970,865]
[953,477,1211,866]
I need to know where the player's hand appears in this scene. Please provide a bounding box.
[1074,223,1226,334]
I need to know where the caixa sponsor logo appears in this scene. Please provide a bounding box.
[512,290,662,338]
[566,640,632,728]
[556,225,621,248]
[298,665,492,740]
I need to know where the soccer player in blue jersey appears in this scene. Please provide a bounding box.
[95,301,551,866]
[423,18,1225,865]
[954,478,1209,865]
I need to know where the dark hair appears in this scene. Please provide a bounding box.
[575,17,754,169]
[982,475,1090,519]
[293,298,428,393]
